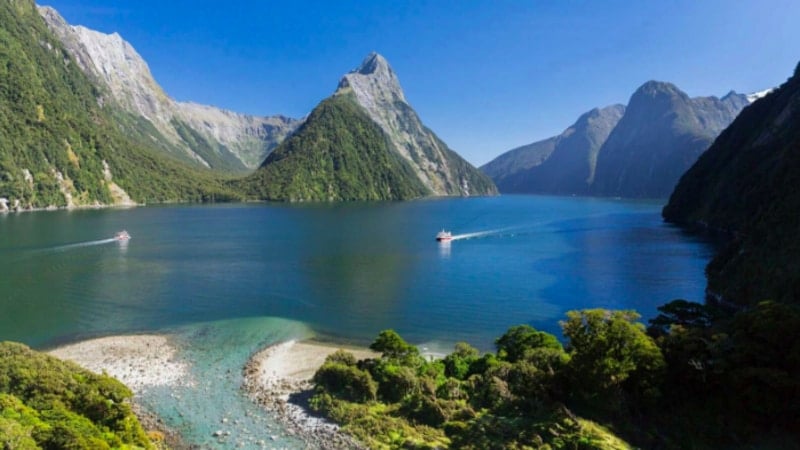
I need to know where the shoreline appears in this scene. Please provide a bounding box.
[0,200,139,214]
[46,333,382,449]
[242,339,379,450]
[48,334,190,449]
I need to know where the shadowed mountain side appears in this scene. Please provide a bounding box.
[486,105,625,194]
[592,81,748,198]
[664,62,800,306]
[480,137,558,186]
[484,82,748,199]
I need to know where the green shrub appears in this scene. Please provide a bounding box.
[0,342,153,449]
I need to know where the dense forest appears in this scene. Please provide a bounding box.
[311,302,799,449]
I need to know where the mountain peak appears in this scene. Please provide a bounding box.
[355,52,390,75]
[634,80,684,97]
[337,52,405,105]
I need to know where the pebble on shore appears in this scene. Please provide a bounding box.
[242,340,378,450]
[49,335,192,392]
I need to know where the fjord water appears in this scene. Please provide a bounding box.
[0,196,713,446]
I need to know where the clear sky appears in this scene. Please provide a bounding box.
[41,0,800,166]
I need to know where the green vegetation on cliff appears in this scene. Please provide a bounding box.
[0,0,239,209]
[663,62,800,306]
[0,341,156,449]
[240,93,429,201]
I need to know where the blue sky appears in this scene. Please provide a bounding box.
[42,0,800,165]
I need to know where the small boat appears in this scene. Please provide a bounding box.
[114,230,131,241]
[435,230,452,242]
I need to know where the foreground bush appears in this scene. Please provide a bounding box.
[310,319,636,449]
[0,341,155,449]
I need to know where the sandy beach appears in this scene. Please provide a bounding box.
[48,334,191,392]
[243,340,379,449]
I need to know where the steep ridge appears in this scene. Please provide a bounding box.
[243,53,496,201]
[38,5,300,172]
[242,93,428,201]
[664,62,800,306]
[591,81,748,198]
[0,0,237,211]
[336,53,496,197]
[486,105,625,194]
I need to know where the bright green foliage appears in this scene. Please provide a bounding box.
[561,310,665,411]
[324,349,359,367]
[495,324,563,363]
[239,93,430,202]
[369,330,420,361]
[446,410,631,450]
[442,342,479,380]
[0,341,154,449]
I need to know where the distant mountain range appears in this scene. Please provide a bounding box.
[482,81,758,198]
[0,1,493,209]
[483,105,626,195]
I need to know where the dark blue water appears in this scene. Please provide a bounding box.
[0,196,712,350]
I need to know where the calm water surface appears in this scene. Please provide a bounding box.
[0,195,713,447]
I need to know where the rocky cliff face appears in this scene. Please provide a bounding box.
[591,81,748,198]
[174,103,298,169]
[336,53,496,196]
[484,105,625,194]
[38,6,299,171]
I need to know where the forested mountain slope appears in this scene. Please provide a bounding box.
[0,0,240,210]
[664,63,800,306]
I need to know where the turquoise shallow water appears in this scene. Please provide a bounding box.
[144,317,314,448]
[0,196,714,447]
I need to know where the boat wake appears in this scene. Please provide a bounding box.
[449,227,516,241]
[51,238,118,252]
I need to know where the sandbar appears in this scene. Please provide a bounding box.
[49,334,191,392]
